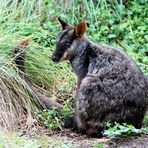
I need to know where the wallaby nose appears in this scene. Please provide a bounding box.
[52,54,59,62]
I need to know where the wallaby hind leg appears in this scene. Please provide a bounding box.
[74,109,105,137]
[73,110,87,134]
[86,121,105,137]
[104,105,147,129]
[122,107,146,128]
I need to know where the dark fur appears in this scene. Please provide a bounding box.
[13,38,30,73]
[52,19,148,137]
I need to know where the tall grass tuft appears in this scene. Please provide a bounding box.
[0,0,75,131]
[0,36,75,131]
[0,56,38,131]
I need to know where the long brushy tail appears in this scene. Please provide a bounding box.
[13,37,30,73]
[13,37,63,111]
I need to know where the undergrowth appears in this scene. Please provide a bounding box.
[36,105,74,131]
[103,122,148,138]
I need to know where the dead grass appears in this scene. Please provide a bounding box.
[0,58,43,131]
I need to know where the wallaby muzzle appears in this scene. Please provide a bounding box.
[51,53,59,62]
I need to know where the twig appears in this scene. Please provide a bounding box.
[116,39,128,52]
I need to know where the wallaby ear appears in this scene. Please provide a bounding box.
[58,17,72,30]
[75,22,87,38]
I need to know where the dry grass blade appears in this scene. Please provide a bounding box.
[0,62,44,132]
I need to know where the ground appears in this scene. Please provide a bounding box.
[23,128,148,148]
[28,130,148,148]
[1,113,147,148]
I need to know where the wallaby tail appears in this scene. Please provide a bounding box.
[13,37,30,73]
[13,37,63,111]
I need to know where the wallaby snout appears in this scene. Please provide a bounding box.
[51,53,59,62]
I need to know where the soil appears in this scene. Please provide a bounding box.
[23,112,148,148]
[47,131,148,148]
[24,127,148,148]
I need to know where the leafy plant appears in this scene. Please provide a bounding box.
[60,105,74,118]
[36,105,74,130]
[103,122,148,138]
[36,106,63,130]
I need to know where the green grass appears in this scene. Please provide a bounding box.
[0,133,40,148]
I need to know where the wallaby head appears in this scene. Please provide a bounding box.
[52,18,87,62]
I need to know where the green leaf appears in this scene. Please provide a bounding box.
[108,34,116,38]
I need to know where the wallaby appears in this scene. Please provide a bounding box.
[52,18,148,137]
[13,38,63,111]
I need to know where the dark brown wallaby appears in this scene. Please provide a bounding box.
[13,37,63,111]
[52,18,148,137]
